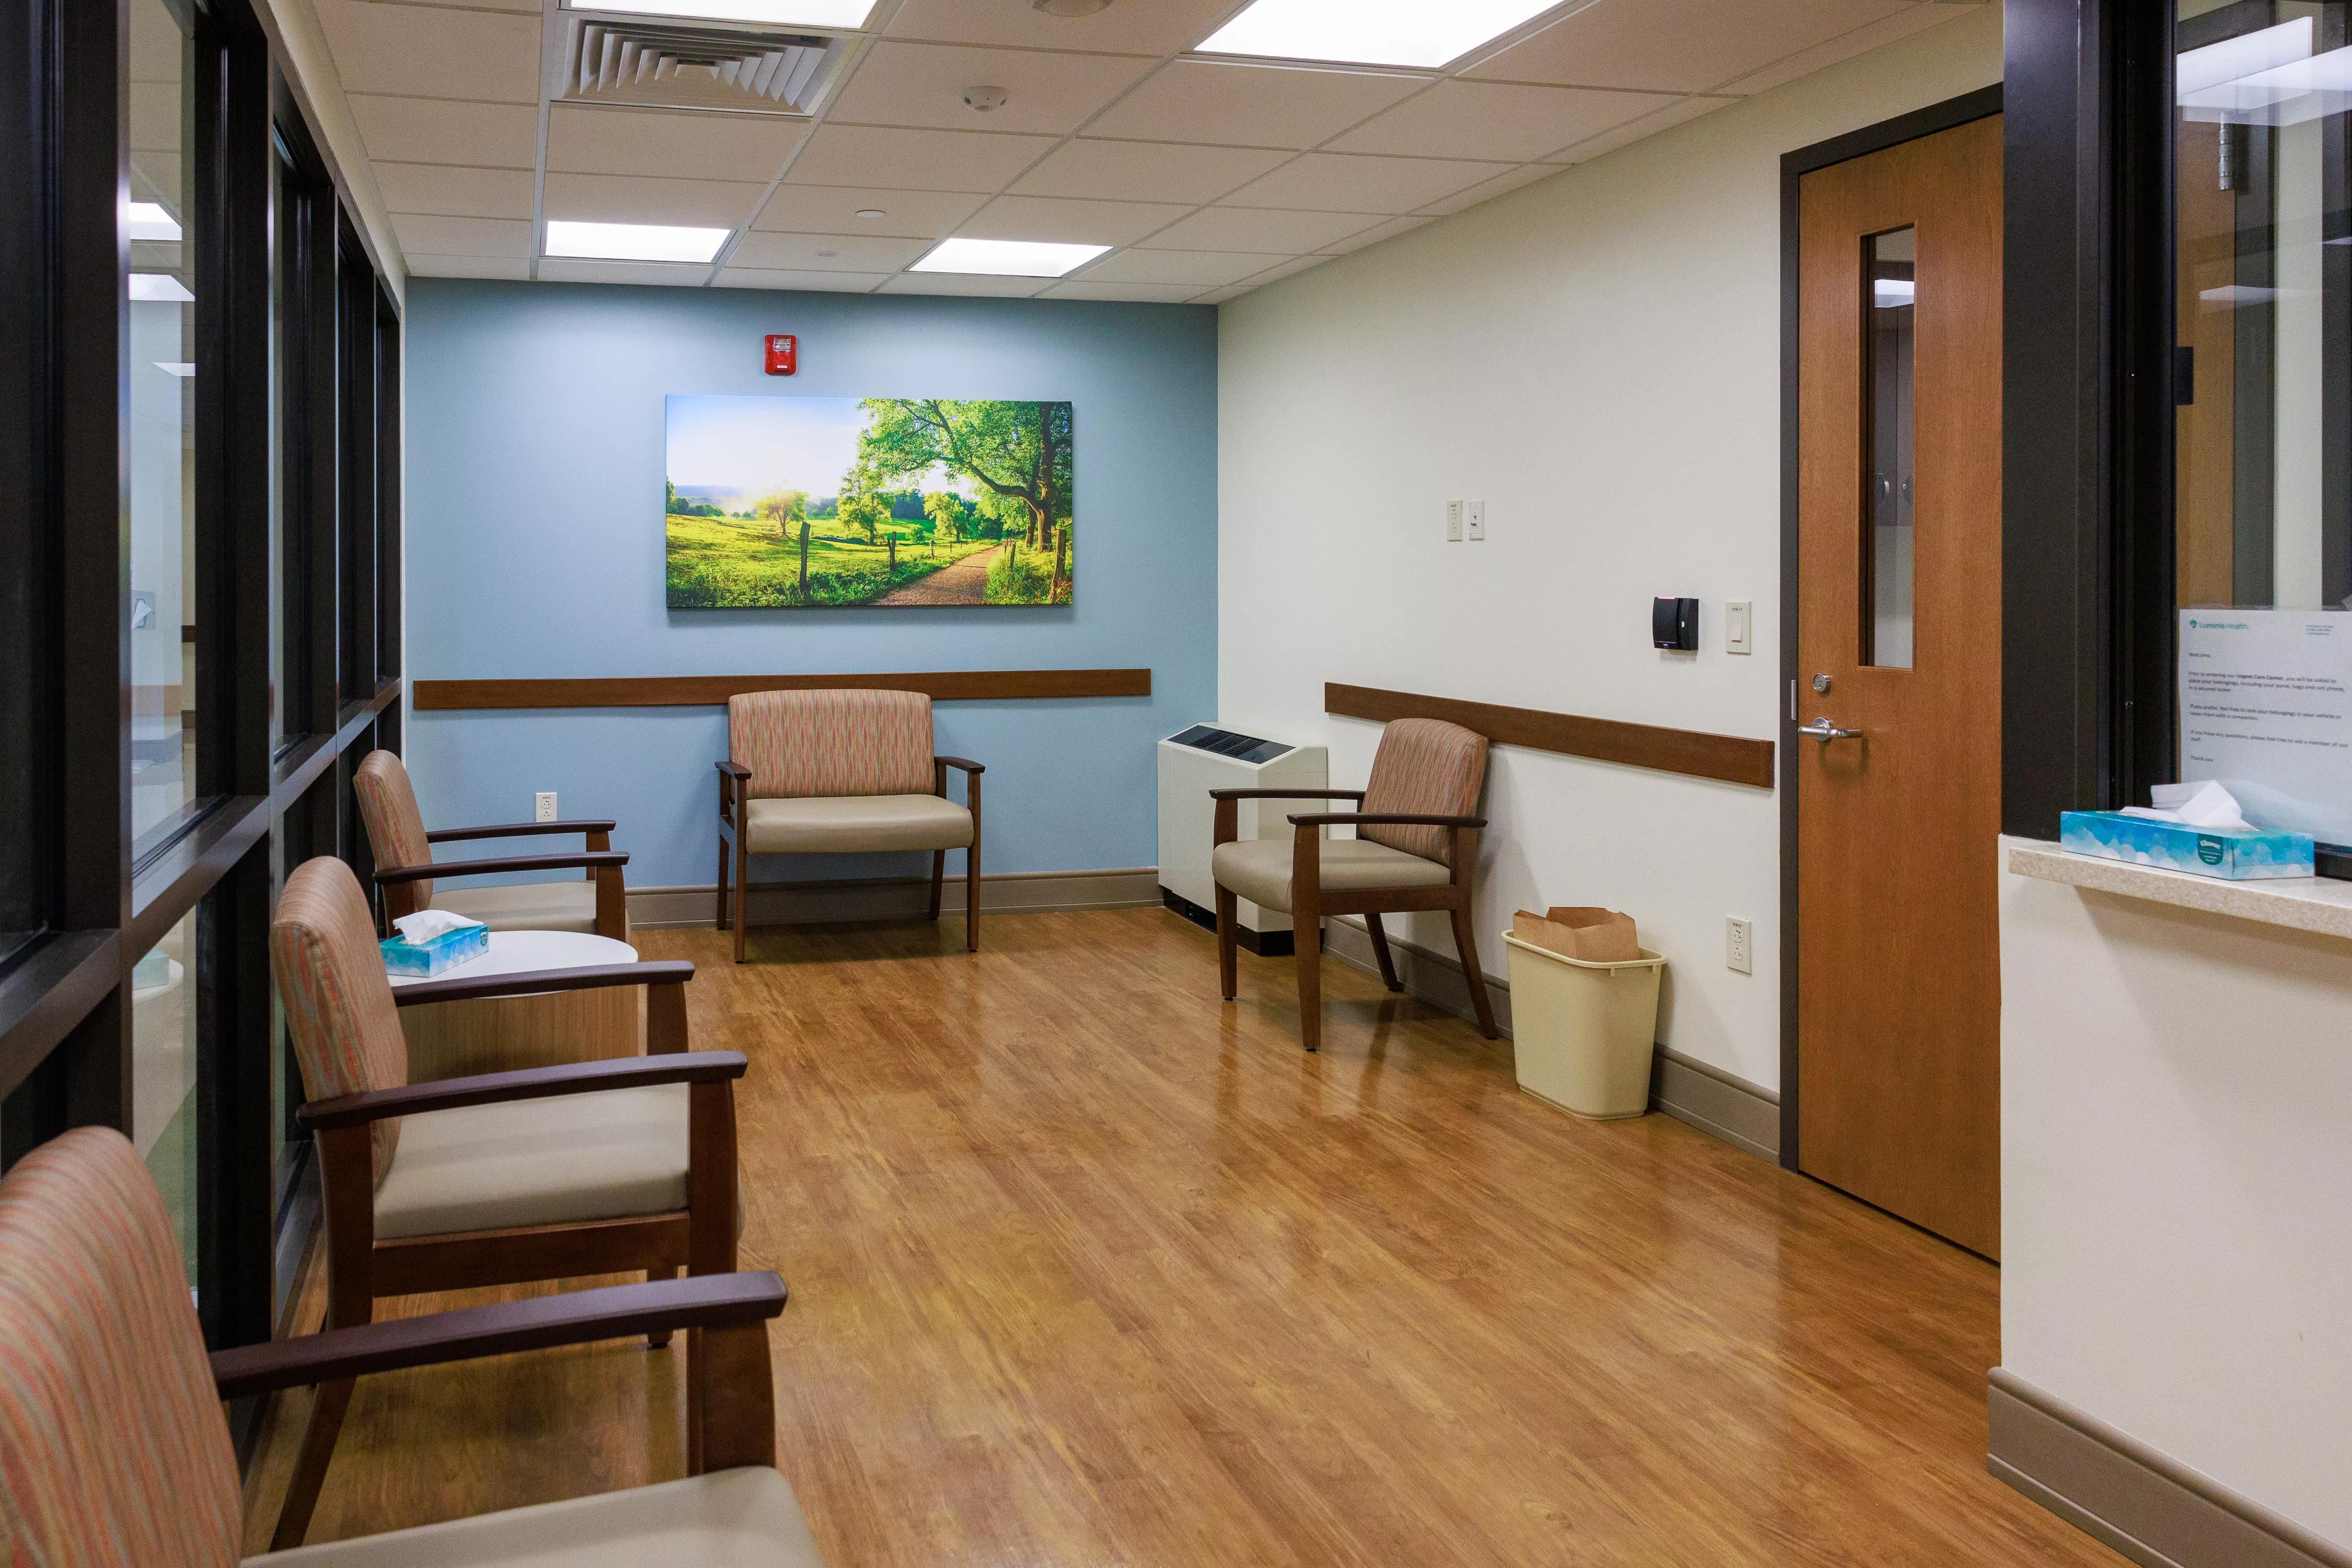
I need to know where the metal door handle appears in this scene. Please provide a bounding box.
[1799,717,1863,741]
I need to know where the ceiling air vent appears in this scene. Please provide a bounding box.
[562,20,841,116]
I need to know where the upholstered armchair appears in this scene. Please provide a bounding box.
[717,688,984,962]
[354,749,628,939]
[267,856,746,1548]
[1211,717,1498,1052]
[0,1126,824,1565]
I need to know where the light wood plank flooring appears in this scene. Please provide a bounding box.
[245,908,2115,1565]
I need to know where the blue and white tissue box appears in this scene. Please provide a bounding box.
[380,918,490,976]
[2059,811,2313,880]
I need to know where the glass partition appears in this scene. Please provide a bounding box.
[1865,226,1918,668]
[131,908,200,1295]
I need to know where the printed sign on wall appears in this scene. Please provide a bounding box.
[2180,609,2352,844]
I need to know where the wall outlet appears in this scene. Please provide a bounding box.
[535,791,557,823]
[1466,499,1486,540]
[1445,499,1463,541]
[1726,599,1753,654]
[1726,916,1753,975]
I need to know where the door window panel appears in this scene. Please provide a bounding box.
[1864,226,1918,668]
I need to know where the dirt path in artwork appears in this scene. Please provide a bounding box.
[872,545,1002,606]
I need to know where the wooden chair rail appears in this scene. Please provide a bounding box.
[1325,683,1775,789]
[416,668,1152,710]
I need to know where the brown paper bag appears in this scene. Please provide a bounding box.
[1512,906,1640,963]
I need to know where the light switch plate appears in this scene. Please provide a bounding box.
[1445,500,1463,541]
[1726,599,1753,654]
[1726,916,1753,974]
[536,791,558,823]
[1466,500,1486,541]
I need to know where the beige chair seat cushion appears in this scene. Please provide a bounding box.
[1212,836,1450,914]
[373,1085,688,1241]
[250,1467,824,1566]
[433,880,600,935]
[744,793,973,855]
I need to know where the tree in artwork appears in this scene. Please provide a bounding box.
[857,399,1075,601]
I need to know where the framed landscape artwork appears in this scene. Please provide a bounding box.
[664,394,1075,609]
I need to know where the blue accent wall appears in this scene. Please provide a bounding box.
[403,279,1216,891]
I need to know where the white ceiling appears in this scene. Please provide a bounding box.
[313,0,1983,303]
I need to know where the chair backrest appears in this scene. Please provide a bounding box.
[728,688,935,800]
[272,855,410,1179]
[1358,718,1490,868]
[0,1127,242,1566]
[353,748,434,907]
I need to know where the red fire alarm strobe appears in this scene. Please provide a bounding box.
[765,334,797,376]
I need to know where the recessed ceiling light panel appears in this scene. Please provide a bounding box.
[545,220,732,263]
[912,238,1111,278]
[1197,0,1559,69]
[124,202,182,241]
[563,0,877,25]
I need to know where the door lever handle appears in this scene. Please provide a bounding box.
[1798,717,1863,741]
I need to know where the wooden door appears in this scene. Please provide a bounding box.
[1796,115,2003,1259]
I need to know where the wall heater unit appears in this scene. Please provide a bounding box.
[1157,724,1328,955]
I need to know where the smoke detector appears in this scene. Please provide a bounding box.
[562,19,844,115]
[1033,0,1113,14]
[962,84,1009,112]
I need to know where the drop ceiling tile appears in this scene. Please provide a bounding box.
[397,0,536,9]
[372,162,534,220]
[1084,61,1427,150]
[785,125,1059,192]
[312,1,540,103]
[1415,162,1560,216]
[1237,254,1333,287]
[403,255,532,280]
[1316,214,1435,253]
[1223,153,1512,214]
[1041,280,1214,302]
[754,186,990,238]
[1542,94,1735,164]
[546,105,809,182]
[1466,0,1915,94]
[890,0,1238,56]
[543,173,768,228]
[958,194,1191,246]
[1329,80,1673,162]
[1010,139,1290,205]
[1714,3,1971,95]
[349,96,539,169]
[878,273,1051,297]
[390,214,532,259]
[1138,205,1382,253]
[1193,283,1257,303]
[537,258,713,287]
[1075,248,1288,286]
[713,268,891,292]
[729,232,935,271]
[826,41,1153,136]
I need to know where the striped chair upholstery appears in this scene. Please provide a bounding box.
[273,856,412,1181]
[1357,718,1490,868]
[729,689,935,800]
[0,1127,242,1566]
[354,749,436,906]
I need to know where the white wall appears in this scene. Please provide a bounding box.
[1215,6,2001,1090]
[2000,852,2352,1546]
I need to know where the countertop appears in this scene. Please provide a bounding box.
[2007,838,2352,941]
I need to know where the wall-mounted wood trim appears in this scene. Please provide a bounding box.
[413,669,1154,711]
[1324,684,1775,789]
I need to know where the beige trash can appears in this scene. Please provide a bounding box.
[1502,931,1666,1120]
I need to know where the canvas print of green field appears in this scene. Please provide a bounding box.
[665,394,1075,609]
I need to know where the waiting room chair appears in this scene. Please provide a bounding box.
[1212,717,1498,1052]
[0,1126,825,1566]
[267,855,746,1549]
[717,688,984,962]
[355,749,628,939]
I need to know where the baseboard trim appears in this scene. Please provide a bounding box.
[1987,1369,2352,1568]
[627,867,1161,929]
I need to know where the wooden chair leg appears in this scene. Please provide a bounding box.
[731,838,749,964]
[648,1265,681,1347]
[929,849,946,921]
[1292,899,1321,1053]
[716,833,730,931]
[1215,885,1238,1000]
[1448,904,1499,1039]
[964,840,980,953]
[1364,913,1403,991]
[271,1376,357,1549]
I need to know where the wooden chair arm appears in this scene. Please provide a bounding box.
[425,820,616,844]
[376,850,628,886]
[1209,788,1367,801]
[1287,812,1488,829]
[209,1272,786,1400]
[296,1051,746,1132]
[715,759,752,780]
[935,755,985,774]
[388,960,693,1007]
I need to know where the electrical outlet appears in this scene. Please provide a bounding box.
[535,791,558,823]
[1726,916,1753,975]
[1726,600,1753,654]
[1466,499,1486,540]
[1445,499,1463,541]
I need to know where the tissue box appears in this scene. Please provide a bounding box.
[380,921,489,977]
[2059,811,2314,880]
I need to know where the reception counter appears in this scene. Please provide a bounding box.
[1995,837,2352,1566]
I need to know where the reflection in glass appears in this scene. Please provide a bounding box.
[1865,226,1916,668]
[128,0,200,852]
[133,911,200,1296]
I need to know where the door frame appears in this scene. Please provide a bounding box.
[1777,86,2005,1172]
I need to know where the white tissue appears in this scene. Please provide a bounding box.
[391,909,489,944]
[2119,779,2255,833]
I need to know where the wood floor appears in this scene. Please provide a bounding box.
[244,908,2116,1565]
